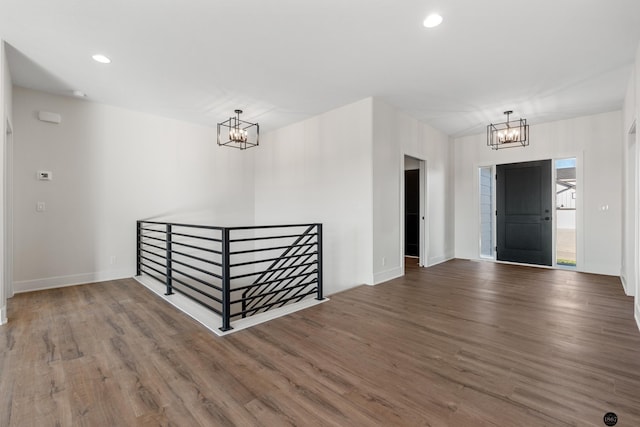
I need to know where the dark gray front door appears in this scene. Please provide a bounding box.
[497,160,552,266]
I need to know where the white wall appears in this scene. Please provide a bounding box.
[454,111,622,276]
[254,98,375,294]
[0,41,13,324]
[12,87,254,292]
[254,97,454,292]
[372,98,454,283]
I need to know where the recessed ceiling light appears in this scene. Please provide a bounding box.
[92,54,111,64]
[423,14,443,28]
[72,90,86,98]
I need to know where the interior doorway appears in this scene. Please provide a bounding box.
[405,169,419,257]
[403,155,426,267]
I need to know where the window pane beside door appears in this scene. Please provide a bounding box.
[556,158,577,267]
[480,167,493,258]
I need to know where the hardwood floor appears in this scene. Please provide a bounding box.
[2,259,640,426]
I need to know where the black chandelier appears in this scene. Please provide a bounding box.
[487,110,529,150]
[217,109,259,150]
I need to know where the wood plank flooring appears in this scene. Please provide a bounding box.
[2,259,640,426]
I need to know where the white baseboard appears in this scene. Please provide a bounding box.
[620,273,635,296]
[373,266,403,285]
[134,275,328,336]
[14,269,133,293]
[0,305,6,325]
[427,254,454,267]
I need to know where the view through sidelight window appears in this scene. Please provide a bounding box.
[556,158,577,267]
[479,166,494,258]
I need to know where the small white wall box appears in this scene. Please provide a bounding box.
[37,111,62,124]
[37,171,53,181]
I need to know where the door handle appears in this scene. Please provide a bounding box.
[544,217,550,221]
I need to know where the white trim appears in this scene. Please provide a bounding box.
[621,273,634,296]
[0,305,6,325]
[134,275,328,336]
[636,302,640,333]
[4,117,13,299]
[373,266,403,285]
[14,270,132,293]
[427,254,454,267]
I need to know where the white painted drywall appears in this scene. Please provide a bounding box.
[404,156,420,170]
[372,98,454,283]
[12,87,255,292]
[254,98,375,293]
[454,111,623,276]
[0,41,12,324]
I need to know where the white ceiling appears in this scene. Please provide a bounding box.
[1,0,640,137]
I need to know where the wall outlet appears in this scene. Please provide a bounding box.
[36,201,46,212]
[110,256,117,265]
[382,257,386,266]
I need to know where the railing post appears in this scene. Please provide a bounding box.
[165,224,174,295]
[316,223,323,300]
[220,228,232,331]
[136,221,142,276]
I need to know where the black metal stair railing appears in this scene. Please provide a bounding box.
[240,224,318,317]
[137,221,323,331]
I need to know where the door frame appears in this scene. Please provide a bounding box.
[476,152,584,269]
[1,116,12,324]
[4,117,13,299]
[401,154,428,269]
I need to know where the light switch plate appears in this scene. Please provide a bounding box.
[37,171,53,181]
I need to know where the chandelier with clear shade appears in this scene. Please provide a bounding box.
[487,110,529,150]
[217,109,259,150]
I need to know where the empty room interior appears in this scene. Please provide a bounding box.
[3,1,640,425]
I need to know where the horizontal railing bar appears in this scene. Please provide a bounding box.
[231,261,318,280]
[230,288,317,319]
[141,254,168,269]
[227,223,319,231]
[143,242,221,267]
[172,240,222,255]
[169,287,222,316]
[171,249,222,267]
[171,231,221,243]
[171,277,223,304]
[140,263,167,279]
[171,266,223,289]
[139,220,225,230]
[230,242,315,256]
[140,247,167,259]
[139,266,222,313]
[231,270,317,292]
[231,251,317,268]
[141,241,168,253]
[234,279,317,304]
[230,232,317,243]
[141,227,170,234]
[244,271,315,310]
[139,270,169,290]
[141,234,169,244]
[171,257,221,278]
[140,221,319,232]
